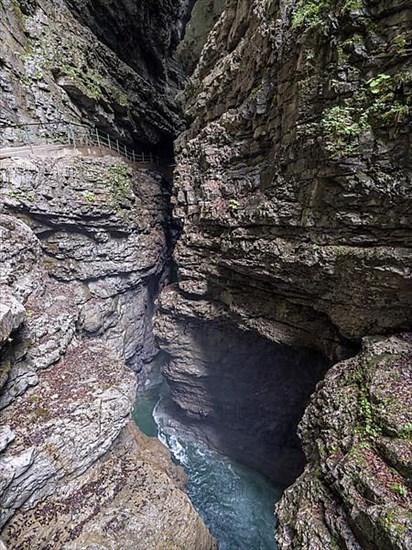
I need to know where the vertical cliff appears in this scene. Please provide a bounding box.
[153,0,412,546]
[0,1,216,547]
[0,0,187,147]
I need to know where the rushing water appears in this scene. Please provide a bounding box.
[133,383,283,550]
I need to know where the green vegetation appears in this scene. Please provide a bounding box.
[291,0,363,30]
[228,198,240,211]
[28,395,40,403]
[367,73,391,95]
[34,406,49,419]
[291,0,334,29]
[84,191,96,203]
[322,105,369,156]
[391,483,408,498]
[11,0,25,24]
[60,64,129,107]
[107,163,131,202]
[400,423,412,439]
[18,73,32,87]
[322,72,410,156]
[358,386,379,436]
[61,65,104,101]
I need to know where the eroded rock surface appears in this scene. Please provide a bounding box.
[0,156,214,547]
[166,0,412,360]
[276,335,412,549]
[153,0,412,545]
[0,0,187,147]
[2,421,215,550]
[0,151,171,370]
[155,287,329,484]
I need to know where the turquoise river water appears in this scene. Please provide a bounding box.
[133,383,284,550]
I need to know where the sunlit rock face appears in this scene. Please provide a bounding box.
[0,1,218,546]
[0,160,215,547]
[177,0,226,74]
[0,152,171,371]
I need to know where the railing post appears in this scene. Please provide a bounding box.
[132,150,135,162]
[116,139,120,155]
[142,151,145,163]
[108,133,111,150]
[96,128,100,149]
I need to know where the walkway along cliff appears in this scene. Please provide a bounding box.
[0,0,411,549]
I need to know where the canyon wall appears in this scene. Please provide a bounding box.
[1,0,411,547]
[0,0,215,547]
[154,0,412,546]
[0,0,188,148]
[0,154,215,548]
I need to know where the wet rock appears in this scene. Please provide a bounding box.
[154,288,329,484]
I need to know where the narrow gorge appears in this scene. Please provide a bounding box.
[0,0,411,549]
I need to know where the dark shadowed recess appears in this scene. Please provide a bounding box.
[65,0,189,83]
[160,318,330,486]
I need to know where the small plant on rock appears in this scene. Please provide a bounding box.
[228,198,240,211]
[391,483,408,498]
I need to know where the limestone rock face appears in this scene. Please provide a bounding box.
[0,206,214,550]
[164,0,412,360]
[0,0,187,147]
[276,335,412,550]
[0,0,217,547]
[0,151,170,370]
[178,0,226,73]
[1,420,216,549]
[0,154,214,547]
[154,287,329,485]
[153,0,412,544]
[0,291,25,347]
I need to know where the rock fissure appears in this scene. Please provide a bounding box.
[1,0,411,548]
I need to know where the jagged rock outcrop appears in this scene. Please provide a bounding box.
[0,151,171,370]
[276,334,412,549]
[0,0,217,547]
[166,0,412,360]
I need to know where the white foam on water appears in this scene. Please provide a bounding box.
[151,397,282,550]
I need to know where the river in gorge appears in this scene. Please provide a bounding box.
[132,381,285,550]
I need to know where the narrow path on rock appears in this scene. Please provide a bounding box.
[0,143,158,167]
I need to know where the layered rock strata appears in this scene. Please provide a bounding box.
[0,157,215,547]
[153,0,412,543]
[155,289,329,484]
[0,151,171,371]
[0,0,187,147]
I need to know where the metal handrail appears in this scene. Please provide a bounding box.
[0,120,160,164]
